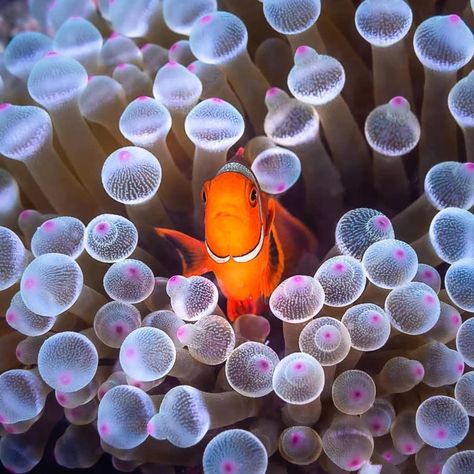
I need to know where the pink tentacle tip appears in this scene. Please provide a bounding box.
[56,393,67,404]
[370,313,381,324]
[99,422,109,435]
[413,365,424,378]
[451,314,461,326]
[448,14,461,25]
[456,362,464,373]
[257,358,270,373]
[276,182,286,192]
[464,162,474,172]
[394,248,406,260]
[170,42,179,52]
[48,0,56,9]
[295,45,309,55]
[166,60,178,67]
[42,220,55,231]
[126,266,139,278]
[5,311,15,323]
[423,294,436,305]
[141,43,151,52]
[422,270,434,280]
[351,389,363,400]
[292,275,303,284]
[59,373,72,385]
[95,221,110,234]
[211,97,224,103]
[290,431,303,445]
[109,31,119,39]
[383,452,393,461]
[137,95,149,101]
[169,275,179,284]
[46,51,58,57]
[0,103,11,111]
[19,209,33,220]
[118,150,131,162]
[221,461,236,474]
[187,64,196,72]
[115,63,127,70]
[436,429,447,439]
[332,262,346,273]
[323,331,334,340]
[390,96,407,108]
[371,421,382,432]
[114,324,124,335]
[24,278,37,290]
[374,215,389,229]
[146,421,153,435]
[403,444,415,454]
[292,361,306,374]
[266,87,280,97]
[348,457,362,468]
[200,14,213,24]
[125,347,136,359]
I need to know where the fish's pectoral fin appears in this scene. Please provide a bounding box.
[273,199,318,275]
[155,227,210,276]
[261,227,284,299]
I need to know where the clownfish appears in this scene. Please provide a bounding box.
[156,155,317,321]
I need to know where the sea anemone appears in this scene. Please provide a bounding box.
[0,0,473,473]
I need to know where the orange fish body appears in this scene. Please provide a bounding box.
[156,159,317,321]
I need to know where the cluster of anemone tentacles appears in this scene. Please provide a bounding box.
[0,0,473,473]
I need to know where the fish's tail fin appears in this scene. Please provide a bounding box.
[155,227,210,276]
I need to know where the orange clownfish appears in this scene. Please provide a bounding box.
[156,157,317,321]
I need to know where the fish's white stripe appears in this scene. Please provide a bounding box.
[205,226,265,264]
[233,226,265,263]
[205,240,230,263]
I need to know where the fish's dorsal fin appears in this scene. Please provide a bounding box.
[155,228,210,276]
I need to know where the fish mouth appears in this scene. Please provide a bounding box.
[205,226,265,264]
[214,211,241,221]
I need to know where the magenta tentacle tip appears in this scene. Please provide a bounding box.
[95,222,110,234]
[295,45,309,55]
[448,14,461,24]
[24,278,37,290]
[266,87,279,97]
[200,14,213,24]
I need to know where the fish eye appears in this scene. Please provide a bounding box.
[250,187,257,206]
